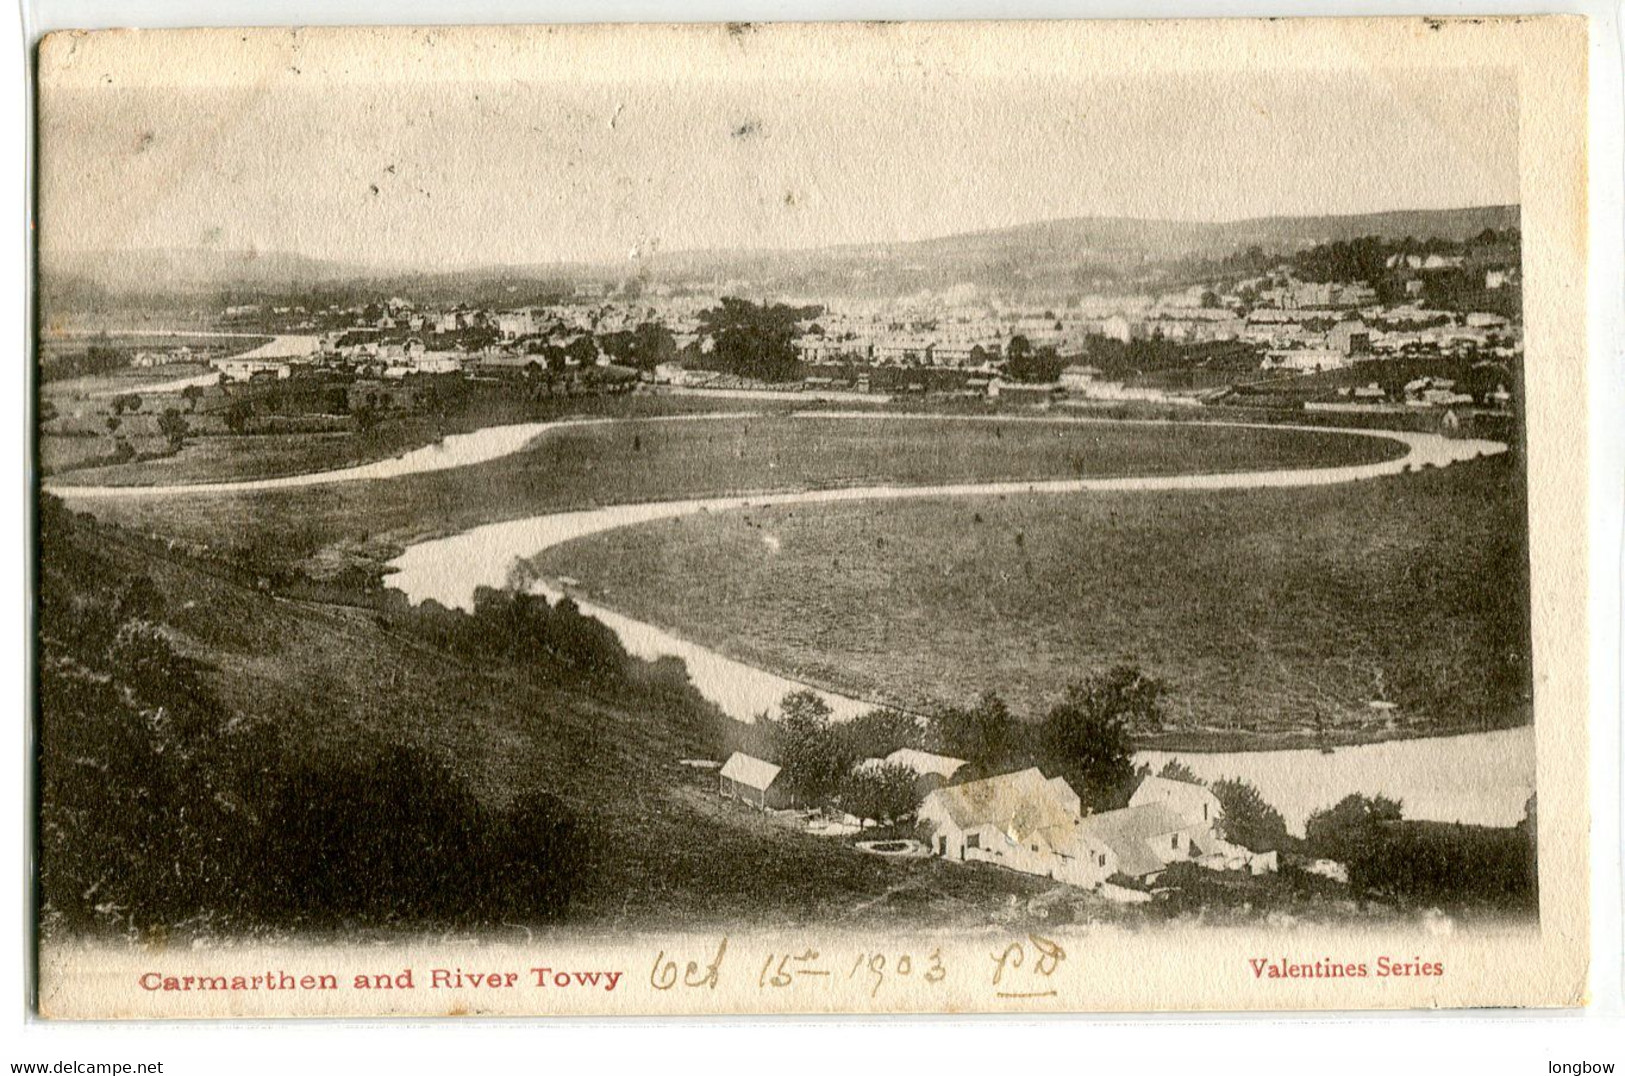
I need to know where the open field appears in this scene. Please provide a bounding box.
[44,392,778,486]
[65,413,1402,581]
[535,454,1530,749]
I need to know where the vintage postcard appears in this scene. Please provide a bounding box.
[32,17,1590,1017]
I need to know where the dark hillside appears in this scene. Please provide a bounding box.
[36,497,1047,940]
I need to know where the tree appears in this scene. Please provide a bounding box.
[835,708,923,762]
[1005,334,1032,370]
[1069,664,1166,733]
[768,690,849,805]
[1007,342,1067,384]
[39,399,57,423]
[564,335,599,369]
[600,322,677,372]
[695,297,816,383]
[103,415,121,436]
[840,761,920,826]
[157,407,190,450]
[1210,778,1289,852]
[352,404,381,434]
[224,398,253,434]
[1304,793,1404,899]
[180,384,205,412]
[929,691,1024,772]
[1157,759,1202,784]
[1036,679,1138,812]
[111,393,143,416]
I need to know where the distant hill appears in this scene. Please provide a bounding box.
[634,205,1520,298]
[40,246,373,292]
[40,204,1519,306]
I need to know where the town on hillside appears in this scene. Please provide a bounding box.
[39,227,1522,474]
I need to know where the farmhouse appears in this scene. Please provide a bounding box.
[916,769,1116,887]
[718,752,791,811]
[1128,775,1222,828]
[1076,802,1208,881]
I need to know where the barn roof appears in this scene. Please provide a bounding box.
[1130,775,1214,806]
[720,752,781,792]
[925,768,1077,838]
[1077,803,1192,878]
[885,748,967,781]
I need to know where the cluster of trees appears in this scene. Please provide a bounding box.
[1287,229,1521,287]
[1003,335,1070,383]
[763,693,922,825]
[934,666,1167,812]
[596,321,678,373]
[759,664,1171,825]
[379,585,634,687]
[1290,236,1393,285]
[1084,337,1261,379]
[41,342,128,382]
[693,297,823,383]
[1304,793,1536,908]
[37,497,585,936]
[520,333,602,370]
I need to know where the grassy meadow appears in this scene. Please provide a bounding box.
[64,412,1398,583]
[535,454,1531,749]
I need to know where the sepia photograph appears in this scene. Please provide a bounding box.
[28,17,1593,1018]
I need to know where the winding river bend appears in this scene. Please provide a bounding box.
[51,411,1528,831]
[377,414,1524,833]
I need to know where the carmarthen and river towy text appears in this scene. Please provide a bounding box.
[1249,957,1444,979]
[138,967,623,992]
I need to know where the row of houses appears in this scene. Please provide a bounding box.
[717,750,1276,893]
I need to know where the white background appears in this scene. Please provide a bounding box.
[4,2,1621,1072]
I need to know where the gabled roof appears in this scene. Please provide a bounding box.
[719,752,781,792]
[1078,802,1191,878]
[925,768,1077,837]
[884,748,967,781]
[1129,775,1217,811]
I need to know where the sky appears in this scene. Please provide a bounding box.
[38,29,1520,269]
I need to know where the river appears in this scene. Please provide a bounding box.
[1136,727,1534,835]
[378,416,1524,831]
[50,409,1528,830]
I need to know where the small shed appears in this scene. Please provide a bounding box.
[719,752,792,811]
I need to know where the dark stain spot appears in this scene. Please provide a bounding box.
[369,184,380,196]
[733,119,762,139]
[133,130,154,153]
[726,21,755,38]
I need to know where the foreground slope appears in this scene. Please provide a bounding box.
[38,498,1060,939]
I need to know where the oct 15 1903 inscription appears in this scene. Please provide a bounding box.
[31,16,1590,1018]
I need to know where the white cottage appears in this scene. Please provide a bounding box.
[718,752,792,811]
[1128,775,1223,831]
